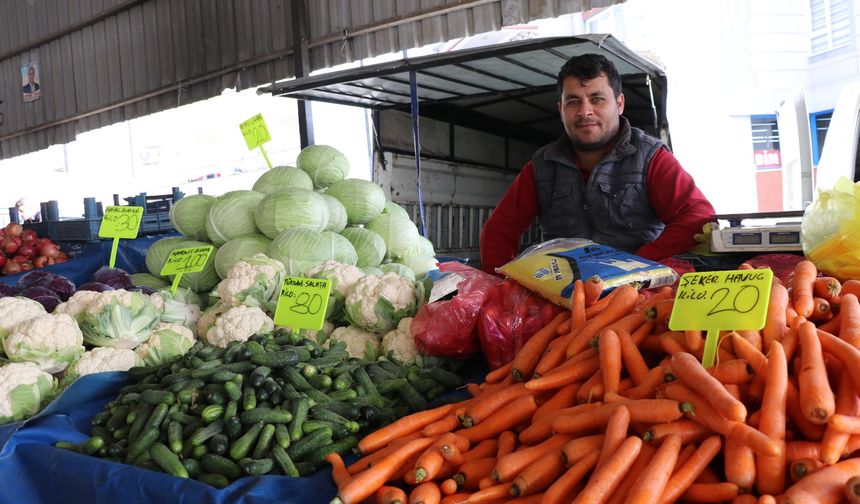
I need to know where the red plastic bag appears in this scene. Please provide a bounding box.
[477,279,564,370]
[744,253,804,286]
[412,262,503,360]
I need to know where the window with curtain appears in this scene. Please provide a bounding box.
[811,0,853,54]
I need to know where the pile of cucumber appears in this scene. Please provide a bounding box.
[55,329,462,487]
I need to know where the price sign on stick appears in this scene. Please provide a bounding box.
[239,113,273,169]
[160,245,214,294]
[668,269,773,368]
[98,206,144,268]
[274,277,332,331]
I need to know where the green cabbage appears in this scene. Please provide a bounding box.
[154,288,204,334]
[322,194,348,233]
[324,179,386,225]
[380,263,416,281]
[145,237,187,278]
[366,213,420,260]
[254,188,329,238]
[131,273,171,290]
[252,165,314,195]
[339,227,386,268]
[361,267,384,276]
[205,190,264,246]
[396,253,439,277]
[267,228,357,276]
[214,234,272,279]
[296,145,350,189]
[170,240,221,293]
[382,201,410,219]
[169,194,216,241]
[415,236,435,256]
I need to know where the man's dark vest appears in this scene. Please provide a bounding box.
[533,118,665,253]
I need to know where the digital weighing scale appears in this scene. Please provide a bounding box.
[709,211,804,253]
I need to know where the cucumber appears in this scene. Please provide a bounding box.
[192,444,208,459]
[239,457,274,476]
[242,386,257,411]
[229,422,264,461]
[376,378,409,395]
[272,445,300,477]
[127,404,154,443]
[208,434,229,456]
[288,398,310,441]
[190,361,255,379]
[310,407,351,426]
[274,424,291,449]
[210,370,238,383]
[125,427,159,463]
[167,421,183,454]
[398,382,429,411]
[366,363,398,382]
[287,427,332,460]
[182,458,201,478]
[422,367,462,388]
[150,442,189,478]
[196,473,230,488]
[353,367,384,407]
[54,441,79,452]
[304,435,358,465]
[302,419,349,439]
[143,403,170,433]
[140,389,175,406]
[223,381,242,402]
[332,374,353,391]
[91,427,115,446]
[80,435,105,455]
[251,424,276,459]
[250,347,311,368]
[308,374,332,391]
[170,411,198,425]
[106,405,130,431]
[378,360,410,378]
[201,453,242,480]
[239,408,292,425]
[91,410,111,427]
[328,389,358,402]
[201,405,225,423]
[249,366,272,388]
[315,402,361,420]
[225,416,243,440]
[223,400,238,421]
[189,419,225,447]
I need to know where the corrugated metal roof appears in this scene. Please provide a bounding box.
[0,0,628,160]
[261,34,667,146]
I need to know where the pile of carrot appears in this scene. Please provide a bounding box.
[326,265,860,504]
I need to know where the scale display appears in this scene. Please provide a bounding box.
[710,225,803,252]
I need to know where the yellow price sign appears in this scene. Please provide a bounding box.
[160,245,214,276]
[669,269,773,367]
[273,277,332,331]
[99,206,144,239]
[239,113,271,150]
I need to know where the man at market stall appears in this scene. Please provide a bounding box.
[479,54,715,274]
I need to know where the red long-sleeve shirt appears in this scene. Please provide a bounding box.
[479,146,715,274]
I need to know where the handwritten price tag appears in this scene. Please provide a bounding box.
[98,206,144,239]
[669,269,773,367]
[239,113,271,150]
[274,277,332,331]
[160,245,214,276]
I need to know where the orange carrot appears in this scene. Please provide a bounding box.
[818,329,860,393]
[843,280,860,299]
[763,283,789,352]
[510,449,565,497]
[756,342,788,496]
[736,329,763,353]
[465,383,482,397]
[732,495,758,504]
[336,437,435,504]
[827,414,860,434]
[779,457,860,504]
[728,421,782,457]
[596,405,630,470]
[524,356,601,391]
[814,276,842,303]
[732,332,769,374]
[485,362,513,384]
[494,433,576,482]
[599,329,623,396]
[786,379,826,442]
[644,419,711,445]
[560,434,606,467]
[584,285,620,318]
[625,434,682,504]
[439,479,457,496]
[671,351,747,422]
[453,457,496,490]
[571,279,586,329]
[412,444,449,483]
[583,275,604,306]
[785,440,822,462]
[349,433,425,475]
[623,366,666,400]
[463,383,531,426]
[680,482,739,502]
[465,482,512,503]
[818,310,843,334]
[576,368,604,404]
[511,311,570,381]
[684,329,704,354]
[659,330,688,356]
[659,435,722,504]
[759,495,776,504]
[461,439,499,463]
[375,485,408,504]
[821,371,860,464]
[810,297,832,322]
[439,493,470,504]
[532,382,580,423]
[496,431,517,459]
[327,452,352,489]
[359,404,453,454]
[845,475,860,504]
[409,482,441,504]
[542,449,599,504]
[518,403,599,444]
[791,260,817,318]
[422,415,460,437]
[798,321,836,424]
[662,381,731,435]
[552,400,683,436]
[618,328,650,385]
[566,285,640,358]
[458,395,537,444]
[604,442,656,504]
[724,425,756,491]
[644,298,674,325]
[840,294,860,348]
[789,457,826,482]
[710,359,755,384]
[571,436,642,504]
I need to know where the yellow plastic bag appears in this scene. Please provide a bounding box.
[801,177,860,280]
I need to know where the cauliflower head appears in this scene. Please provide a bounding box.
[306,259,365,322]
[53,290,102,320]
[150,287,203,336]
[380,317,419,364]
[77,290,160,349]
[135,323,196,367]
[328,325,380,360]
[344,272,417,333]
[67,347,141,379]
[217,254,286,314]
[3,314,85,374]
[0,297,47,346]
[0,362,56,423]
[196,301,231,338]
[204,306,274,348]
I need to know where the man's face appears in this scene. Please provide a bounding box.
[557,72,624,151]
[27,66,35,83]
